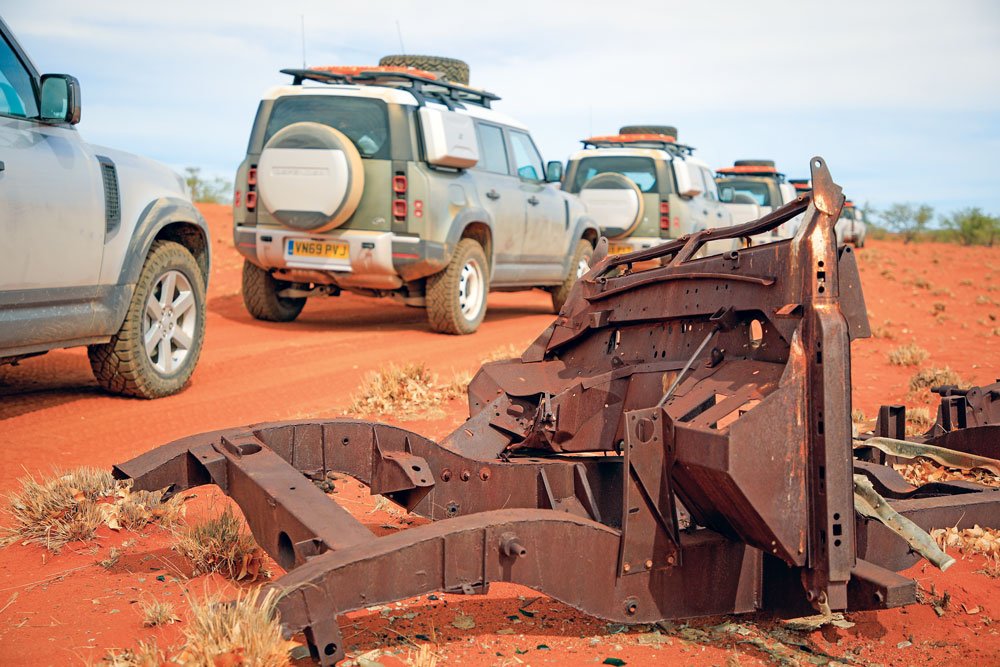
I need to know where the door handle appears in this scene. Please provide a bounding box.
[527,196,540,206]
[702,210,709,215]
[716,211,724,218]
[486,189,500,200]
[0,161,5,172]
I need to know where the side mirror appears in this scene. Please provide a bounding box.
[719,186,735,203]
[40,74,81,125]
[517,165,540,181]
[545,160,563,183]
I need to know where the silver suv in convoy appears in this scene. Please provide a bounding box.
[234,56,598,334]
[715,159,802,237]
[835,200,867,247]
[0,18,210,398]
[561,126,731,255]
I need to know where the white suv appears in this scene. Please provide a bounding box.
[0,18,210,398]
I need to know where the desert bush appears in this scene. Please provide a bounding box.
[482,343,522,363]
[908,367,964,394]
[879,203,933,243]
[942,207,1000,246]
[888,343,929,366]
[350,362,465,419]
[174,508,267,581]
[184,167,233,204]
[0,468,182,551]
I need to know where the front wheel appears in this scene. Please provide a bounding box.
[550,239,593,313]
[426,238,489,334]
[88,240,206,398]
[242,260,306,322]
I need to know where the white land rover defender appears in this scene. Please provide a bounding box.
[234,56,599,334]
[561,126,732,255]
[0,18,210,398]
[715,159,802,238]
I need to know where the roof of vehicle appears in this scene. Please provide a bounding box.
[262,67,527,131]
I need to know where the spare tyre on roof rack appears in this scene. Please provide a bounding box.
[734,159,776,168]
[620,125,678,139]
[379,54,470,84]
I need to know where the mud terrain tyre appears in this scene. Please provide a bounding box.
[734,159,776,168]
[620,124,678,138]
[550,240,593,313]
[242,260,306,322]
[88,241,206,399]
[379,54,470,84]
[426,238,488,335]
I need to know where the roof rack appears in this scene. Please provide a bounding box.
[279,67,500,109]
[716,165,786,182]
[581,133,695,157]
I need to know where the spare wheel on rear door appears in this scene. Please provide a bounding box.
[579,172,645,239]
[257,122,365,232]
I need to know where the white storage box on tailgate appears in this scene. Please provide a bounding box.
[419,107,479,168]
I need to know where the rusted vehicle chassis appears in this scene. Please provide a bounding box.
[117,158,999,665]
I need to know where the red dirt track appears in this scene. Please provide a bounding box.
[1,204,999,666]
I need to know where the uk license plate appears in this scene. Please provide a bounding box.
[608,243,633,255]
[286,239,349,260]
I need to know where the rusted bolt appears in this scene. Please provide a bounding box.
[441,469,452,482]
[460,470,471,482]
[666,554,676,566]
[479,468,491,481]
[446,501,460,516]
[622,563,631,573]
[644,559,653,569]
[623,597,639,615]
[500,532,527,558]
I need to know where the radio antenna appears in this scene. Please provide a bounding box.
[300,15,307,68]
[395,20,406,54]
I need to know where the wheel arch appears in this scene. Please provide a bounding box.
[444,207,494,274]
[120,197,212,290]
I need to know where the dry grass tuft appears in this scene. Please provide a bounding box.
[960,279,974,286]
[482,343,523,363]
[931,302,946,313]
[931,288,954,298]
[107,588,296,666]
[349,362,466,420]
[174,508,268,581]
[912,276,931,289]
[976,295,993,305]
[871,322,895,339]
[908,367,965,395]
[0,468,183,552]
[141,598,180,627]
[176,588,296,667]
[887,343,929,367]
[880,269,895,281]
[904,407,934,436]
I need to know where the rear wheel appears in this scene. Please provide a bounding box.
[242,260,306,322]
[88,240,206,398]
[550,240,593,313]
[426,239,488,335]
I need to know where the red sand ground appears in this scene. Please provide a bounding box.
[1,204,998,666]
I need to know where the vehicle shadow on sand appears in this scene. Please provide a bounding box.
[0,352,108,420]
[207,292,555,333]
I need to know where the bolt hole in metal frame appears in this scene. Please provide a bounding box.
[116,158,1000,665]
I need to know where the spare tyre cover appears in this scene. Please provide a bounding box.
[579,172,645,239]
[257,122,365,232]
[733,159,776,168]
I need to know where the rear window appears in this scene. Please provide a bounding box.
[719,179,771,206]
[263,96,391,159]
[571,156,657,193]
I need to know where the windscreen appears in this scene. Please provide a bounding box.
[720,179,771,206]
[263,96,391,159]
[571,156,658,193]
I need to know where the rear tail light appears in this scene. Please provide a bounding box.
[247,167,257,186]
[392,199,407,219]
[246,191,257,210]
[234,190,242,207]
[413,199,424,218]
[392,174,407,194]
[659,201,670,229]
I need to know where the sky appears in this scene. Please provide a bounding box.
[5,0,1000,219]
